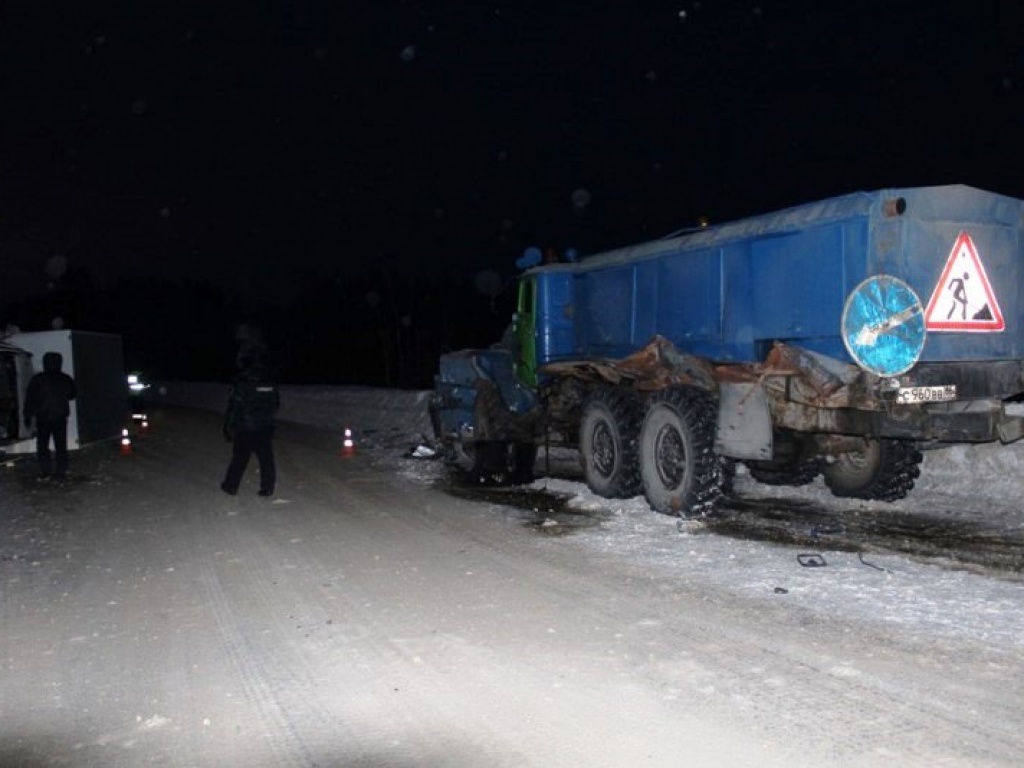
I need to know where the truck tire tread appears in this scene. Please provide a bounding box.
[748,459,823,487]
[579,387,643,498]
[823,439,922,502]
[639,388,723,518]
[471,382,537,484]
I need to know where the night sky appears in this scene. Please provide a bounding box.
[2,2,1023,382]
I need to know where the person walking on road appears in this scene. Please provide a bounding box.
[220,354,280,497]
[23,351,76,480]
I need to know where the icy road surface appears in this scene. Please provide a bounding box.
[2,405,1023,767]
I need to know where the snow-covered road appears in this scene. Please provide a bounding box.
[1,394,1023,766]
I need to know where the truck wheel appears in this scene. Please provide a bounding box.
[472,441,537,485]
[468,380,537,485]
[508,442,538,485]
[822,439,922,502]
[747,459,823,487]
[639,388,723,518]
[473,380,507,440]
[579,388,642,498]
[746,430,821,487]
[719,457,737,497]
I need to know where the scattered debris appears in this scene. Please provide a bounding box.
[797,553,827,568]
[858,551,892,573]
[677,518,708,534]
[405,443,437,459]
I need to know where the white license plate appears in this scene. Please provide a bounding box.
[896,385,956,404]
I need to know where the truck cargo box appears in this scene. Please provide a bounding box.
[530,185,1024,368]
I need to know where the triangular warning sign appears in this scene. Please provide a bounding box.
[924,231,1004,332]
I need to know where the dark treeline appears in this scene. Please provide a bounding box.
[0,267,515,388]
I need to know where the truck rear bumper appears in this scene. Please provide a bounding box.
[886,401,1024,444]
[762,353,1024,445]
[772,398,1024,444]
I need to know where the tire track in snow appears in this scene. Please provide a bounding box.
[188,504,316,767]
[219,470,527,764]
[118,411,317,764]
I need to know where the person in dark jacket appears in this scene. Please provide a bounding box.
[23,351,77,479]
[220,355,280,497]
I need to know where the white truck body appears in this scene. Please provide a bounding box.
[1,330,127,455]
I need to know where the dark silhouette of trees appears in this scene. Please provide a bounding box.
[1,265,514,387]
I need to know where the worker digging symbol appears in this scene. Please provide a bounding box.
[924,231,1004,332]
[946,273,969,320]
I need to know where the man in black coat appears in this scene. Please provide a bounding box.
[23,351,77,479]
[220,355,280,497]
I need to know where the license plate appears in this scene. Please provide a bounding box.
[896,385,956,404]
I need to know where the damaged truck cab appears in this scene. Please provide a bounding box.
[431,185,1024,517]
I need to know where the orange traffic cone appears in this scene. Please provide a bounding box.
[340,427,355,458]
[119,427,133,455]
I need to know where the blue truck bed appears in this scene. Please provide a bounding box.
[530,185,1024,367]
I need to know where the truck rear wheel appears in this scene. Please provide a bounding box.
[822,438,922,501]
[747,459,823,487]
[638,388,723,518]
[746,430,822,487]
[579,388,642,498]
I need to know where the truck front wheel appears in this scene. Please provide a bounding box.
[579,388,642,498]
[639,388,723,518]
[472,441,537,485]
[822,438,922,502]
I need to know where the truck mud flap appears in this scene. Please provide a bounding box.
[716,381,772,460]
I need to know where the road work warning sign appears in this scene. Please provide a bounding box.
[924,231,1004,332]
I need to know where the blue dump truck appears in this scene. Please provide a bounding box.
[430,185,1024,517]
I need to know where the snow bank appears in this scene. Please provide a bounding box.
[152,382,434,442]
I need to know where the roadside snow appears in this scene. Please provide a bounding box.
[152,381,435,450]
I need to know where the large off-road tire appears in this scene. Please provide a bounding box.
[465,380,538,484]
[579,388,643,498]
[822,438,922,502]
[746,430,822,487]
[719,457,737,497]
[473,380,510,441]
[638,388,723,518]
[747,459,823,487]
[472,441,538,485]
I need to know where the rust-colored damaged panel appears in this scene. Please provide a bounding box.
[539,335,718,392]
[713,364,760,383]
[539,360,626,386]
[538,337,861,405]
[763,342,845,397]
[615,335,718,391]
